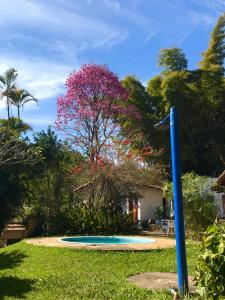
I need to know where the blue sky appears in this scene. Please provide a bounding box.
[0,0,224,133]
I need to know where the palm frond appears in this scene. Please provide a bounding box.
[4,68,18,85]
[0,75,6,86]
[22,96,38,105]
[8,88,38,107]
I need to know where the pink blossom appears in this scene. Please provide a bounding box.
[56,64,140,161]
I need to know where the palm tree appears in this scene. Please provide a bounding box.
[0,117,32,134]
[0,68,18,121]
[8,89,38,121]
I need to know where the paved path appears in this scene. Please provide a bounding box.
[26,236,176,251]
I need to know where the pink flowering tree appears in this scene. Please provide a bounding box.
[56,64,139,164]
[56,64,141,209]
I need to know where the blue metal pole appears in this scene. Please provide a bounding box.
[170,107,188,294]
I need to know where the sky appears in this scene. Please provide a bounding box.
[0,0,224,133]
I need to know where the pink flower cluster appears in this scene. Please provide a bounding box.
[56,64,140,127]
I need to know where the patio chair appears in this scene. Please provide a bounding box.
[155,219,161,230]
[160,219,168,234]
[161,219,174,235]
[168,220,175,234]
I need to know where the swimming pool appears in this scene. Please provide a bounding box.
[60,236,156,245]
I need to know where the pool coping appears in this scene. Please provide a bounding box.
[25,236,176,251]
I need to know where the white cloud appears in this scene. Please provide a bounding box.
[142,32,159,47]
[150,0,177,9]
[0,0,130,121]
[0,0,62,28]
[189,11,216,27]
[79,31,128,50]
[0,0,221,126]
[189,0,225,13]
[46,40,76,58]
[0,0,128,53]
[101,0,121,11]
[0,56,72,102]
[178,28,195,45]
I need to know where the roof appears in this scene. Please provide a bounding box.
[73,182,163,193]
[141,184,163,191]
[217,170,225,187]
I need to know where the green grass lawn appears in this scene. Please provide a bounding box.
[0,241,200,299]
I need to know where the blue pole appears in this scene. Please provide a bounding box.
[170,107,188,294]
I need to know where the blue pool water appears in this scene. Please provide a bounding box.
[60,236,156,244]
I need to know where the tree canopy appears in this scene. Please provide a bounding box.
[119,14,225,176]
[56,64,139,163]
[158,48,188,72]
[199,13,225,71]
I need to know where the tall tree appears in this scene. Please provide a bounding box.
[56,64,139,163]
[142,14,225,175]
[0,68,18,121]
[160,70,207,173]
[56,64,139,208]
[0,126,41,231]
[158,48,188,72]
[120,75,161,153]
[199,13,225,71]
[9,89,38,121]
[22,128,81,235]
[146,75,164,116]
[198,13,225,107]
[198,13,225,170]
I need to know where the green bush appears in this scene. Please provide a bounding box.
[195,223,225,299]
[24,205,135,236]
[65,206,135,235]
[164,173,217,239]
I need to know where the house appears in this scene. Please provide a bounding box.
[215,171,225,218]
[127,185,164,223]
[127,173,225,224]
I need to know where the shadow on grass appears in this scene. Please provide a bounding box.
[0,250,27,270]
[0,277,35,299]
[0,250,36,298]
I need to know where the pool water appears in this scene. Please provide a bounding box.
[60,236,156,245]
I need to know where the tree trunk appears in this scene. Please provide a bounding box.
[6,96,10,121]
[17,106,20,121]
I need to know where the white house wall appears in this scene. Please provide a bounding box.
[203,178,225,218]
[138,189,163,221]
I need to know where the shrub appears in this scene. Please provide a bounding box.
[195,223,225,299]
[154,206,164,219]
[65,206,135,235]
[164,173,217,239]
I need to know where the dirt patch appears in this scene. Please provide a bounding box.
[128,272,194,291]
